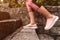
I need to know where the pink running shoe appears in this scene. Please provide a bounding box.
[45,16,59,30]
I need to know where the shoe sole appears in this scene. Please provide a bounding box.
[45,16,59,30]
[23,26,38,29]
[23,24,37,29]
[23,26,37,29]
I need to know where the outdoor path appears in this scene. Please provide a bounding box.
[4,28,39,40]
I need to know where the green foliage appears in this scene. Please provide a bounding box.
[0,0,59,8]
[43,0,58,6]
[9,0,21,8]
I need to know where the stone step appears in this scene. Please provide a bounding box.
[36,26,60,36]
[3,27,23,40]
[49,27,60,35]
[38,34,54,40]
[4,28,39,40]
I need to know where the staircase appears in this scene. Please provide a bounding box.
[0,6,60,40]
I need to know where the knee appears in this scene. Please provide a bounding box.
[26,2,32,6]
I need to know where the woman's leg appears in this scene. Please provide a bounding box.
[26,2,36,25]
[39,6,59,30]
[27,2,59,30]
[23,2,37,29]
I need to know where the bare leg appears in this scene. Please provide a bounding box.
[26,2,36,25]
[23,1,37,29]
[39,6,54,18]
[29,12,36,25]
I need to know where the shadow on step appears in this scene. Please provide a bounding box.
[0,11,23,40]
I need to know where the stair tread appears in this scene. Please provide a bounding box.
[4,28,39,40]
